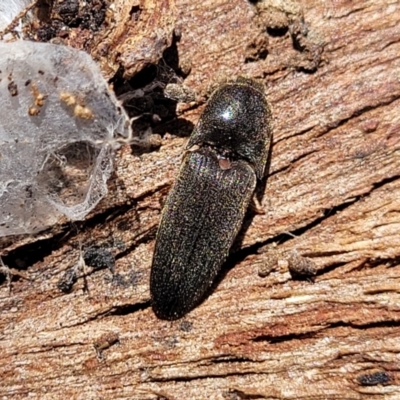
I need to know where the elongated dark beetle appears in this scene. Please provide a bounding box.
[150,78,272,319]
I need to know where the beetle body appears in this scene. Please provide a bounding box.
[150,78,272,319]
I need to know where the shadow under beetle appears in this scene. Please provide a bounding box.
[150,77,272,320]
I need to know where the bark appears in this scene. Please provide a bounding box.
[1,0,400,399]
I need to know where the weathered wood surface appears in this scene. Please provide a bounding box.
[1,0,400,398]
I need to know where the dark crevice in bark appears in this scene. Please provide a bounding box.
[211,355,254,363]
[148,369,271,383]
[327,319,400,330]
[107,300,152,316]
[252,330,318,343]
[371,174,400,191]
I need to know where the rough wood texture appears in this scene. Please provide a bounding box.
[1,0,400,398]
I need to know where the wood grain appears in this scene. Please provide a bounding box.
[0,0,399,398]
